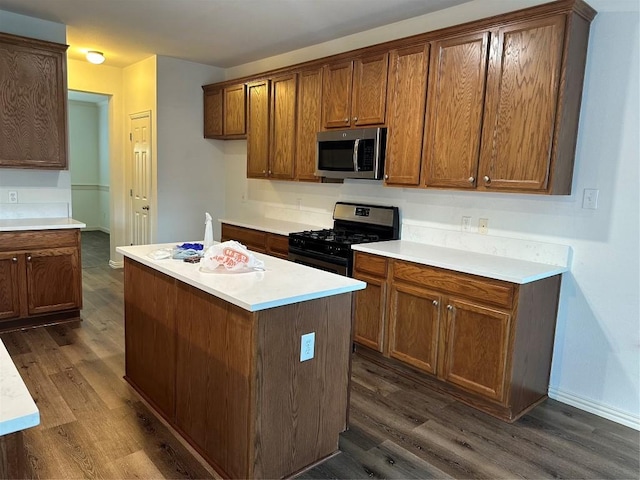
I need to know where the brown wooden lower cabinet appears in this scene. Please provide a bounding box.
[123,258,353,479]
[0,431,26,478]
[0,229,82,333]
[221,223,289,259]
[352,251,561,422]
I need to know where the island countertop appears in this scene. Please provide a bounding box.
[117,243,365,312]
[0,340,39,436]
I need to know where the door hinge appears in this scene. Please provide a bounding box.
[129,132,132,141]
[130,189,133,197]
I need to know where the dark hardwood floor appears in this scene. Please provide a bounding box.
[2,231,638,479]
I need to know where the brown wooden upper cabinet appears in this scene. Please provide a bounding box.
[246,80,270,178]
[295,68,323,182]
[421,32,489,189]
[478,13,587,194]
[321,53,389,129]
[203,83,246,139]
[384,44,430,186]
[0,33,68,170]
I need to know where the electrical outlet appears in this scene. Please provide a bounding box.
[582,188,599,210]
[300,332,315,362]
[461,216,471,232]
[8,191,18,204]
[478,218,489,234]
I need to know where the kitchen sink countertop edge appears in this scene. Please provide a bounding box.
[117,242,365,312]
[0,217,86,231]
[352,240,569,284]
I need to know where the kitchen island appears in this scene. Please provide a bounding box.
[116,243,365,479]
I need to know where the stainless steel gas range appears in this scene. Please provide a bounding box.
[288,202,400,276]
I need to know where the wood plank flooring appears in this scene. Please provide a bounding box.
[2,231,638,479]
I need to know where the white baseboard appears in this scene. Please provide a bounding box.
[548,386,640,430]
[82,226,110,234]
[109,260,124,269]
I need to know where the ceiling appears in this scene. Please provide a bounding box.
[0,0,471,68]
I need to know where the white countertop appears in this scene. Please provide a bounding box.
[219,217,323,236]
[352,240,568,284]
[117,243,365,312]
[0,340,39,436]
[0,217,86,232]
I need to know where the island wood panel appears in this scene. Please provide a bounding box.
[123,259,176,421]
[0,431,25,478]
[174,282,254,480]
[253,293,352,478]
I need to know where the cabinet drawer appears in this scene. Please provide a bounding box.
[221,224,266,252]
[393,260,514,309]
[353,252,388,278]
[266,234,289,259]
[0,229,79,252]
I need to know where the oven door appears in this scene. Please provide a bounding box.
[288,249,349,276]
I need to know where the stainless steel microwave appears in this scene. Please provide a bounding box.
[316,127,386,180]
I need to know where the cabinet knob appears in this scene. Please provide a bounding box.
[262,170,266,174]
[12,257,17,262]
[344,118,349,123]
[432,300,439,307]
[268,170,272,175]
[353,116,358,122]
[446,304,453,311]
[27,255,32,262]
[468,176,475,183]
[483,175,491,184]
[384,174,389,180]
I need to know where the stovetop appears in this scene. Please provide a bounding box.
[293,229,382,245]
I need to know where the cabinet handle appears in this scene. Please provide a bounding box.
[483,175,491,184]
[446,304,453,311]
[432,300,439,307]
[468,176,475,183]
[12,257,17,262]
[27,255,32,262]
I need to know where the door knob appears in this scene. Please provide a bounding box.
[142,205,150,211]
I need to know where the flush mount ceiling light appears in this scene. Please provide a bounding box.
[86,50,105,64]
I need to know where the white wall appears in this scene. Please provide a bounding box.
[223,3,640,428]
[0,10,71,216]
[69,100,101,229]
[98,101,110,232]
[156,56,225,243]
[68,59,124,264]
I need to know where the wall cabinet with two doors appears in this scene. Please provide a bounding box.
[0,229,83,332]
[203,1,595,194]
[351,251,562,422]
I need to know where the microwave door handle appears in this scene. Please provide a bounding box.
[353,138,360,172]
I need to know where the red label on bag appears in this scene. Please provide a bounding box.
[213,247,249,269]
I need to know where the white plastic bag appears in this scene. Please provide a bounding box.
[201,240,265,272]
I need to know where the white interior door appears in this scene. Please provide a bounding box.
[130,112,152,245]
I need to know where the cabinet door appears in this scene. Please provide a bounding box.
[478,16,565,192]
[269,74,297,180]
[221,224,267,253]
[246,80,270,178]
[422,32,489,189]
[322,61,353,129]
[203,87,223,138]
[352,272,386,352]
[384,44,430,186]
[223,84,247,136]
[265,234,289,259]
[0,34,68,169]
[0,253,22,321]
[352,53,388,126]
[441,298,511,402]
[388,282,441,375]
[295,68,322,181]
[26,247,81,316]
